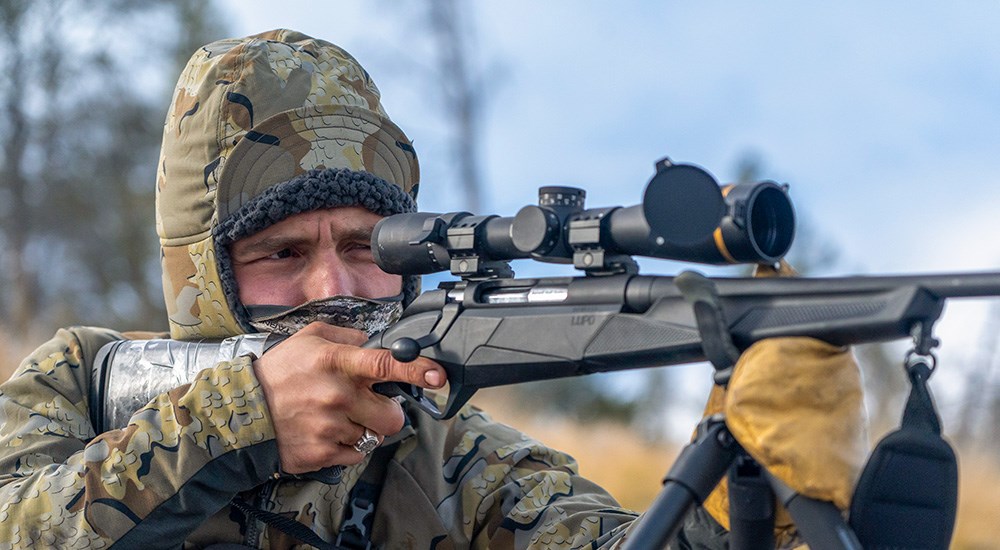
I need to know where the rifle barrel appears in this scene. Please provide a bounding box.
[639,271,1000,302]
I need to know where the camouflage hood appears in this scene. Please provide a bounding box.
[156,29,420,340]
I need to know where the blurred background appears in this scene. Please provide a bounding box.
[1,1,998,546]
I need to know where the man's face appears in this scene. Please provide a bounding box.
[229,206,402,306]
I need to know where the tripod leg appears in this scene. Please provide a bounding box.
[728,453,775,549]
[623,415,739,550]
[766,472,862,550]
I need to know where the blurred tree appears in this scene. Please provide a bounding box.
[855,341,908,438]
[425,0,486,213]
[0,0,227,344]
[955,302,1000,454]
[982,371,1000,458]
[369,0,493,213]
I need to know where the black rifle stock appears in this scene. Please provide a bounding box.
[369,270,1000,419]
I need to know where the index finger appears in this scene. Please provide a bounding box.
[299,321,368,346]
[333,345,446,389]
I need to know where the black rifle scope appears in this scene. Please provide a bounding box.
[372,159,795,277]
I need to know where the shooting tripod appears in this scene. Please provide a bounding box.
[628,415,853,548]
[623,274,957,549]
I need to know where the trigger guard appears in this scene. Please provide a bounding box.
[372,382,443,417]
[373,381,418,399]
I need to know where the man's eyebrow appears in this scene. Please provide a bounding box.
[232,224,377,257]
[339,225,376,244]
[231,235,309,257]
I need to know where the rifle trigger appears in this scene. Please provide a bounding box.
[675,271,741,385]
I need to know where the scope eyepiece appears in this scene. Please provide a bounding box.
[372,212,457,275]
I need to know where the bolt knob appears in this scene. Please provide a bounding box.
[390,337,422,362]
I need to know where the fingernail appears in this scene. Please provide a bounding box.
[424,370,443,387]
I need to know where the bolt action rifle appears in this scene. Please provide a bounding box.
[93,159,1000,548]
[363,159,997,548]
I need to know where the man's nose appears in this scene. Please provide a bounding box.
[303,252,355,300]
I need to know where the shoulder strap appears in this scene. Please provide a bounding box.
[230,441,398,550]
[335,441,399,550]
[230,496,340,550]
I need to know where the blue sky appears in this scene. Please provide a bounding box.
[219,1,1000,428]
[219,1,1000,271]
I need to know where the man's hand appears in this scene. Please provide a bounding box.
[252,322,446,474]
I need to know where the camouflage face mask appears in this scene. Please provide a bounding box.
[245,295,403,337]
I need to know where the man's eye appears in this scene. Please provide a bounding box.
[267,248,295,260]
[343,242,371,253]
[349,243,374,258]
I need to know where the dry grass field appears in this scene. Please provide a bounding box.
[475,391,1000,549]
[952,452,1000,550]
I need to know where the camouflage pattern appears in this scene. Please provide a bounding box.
[162,237,244,339]
[0,27,724,550]
[0,327,277,548]
[0,326,646,548]
[246,295,403,337]
[156,29,419,340]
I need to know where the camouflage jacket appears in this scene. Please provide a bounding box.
[0,326,657,549]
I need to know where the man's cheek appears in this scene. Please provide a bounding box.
[239,275,298,306]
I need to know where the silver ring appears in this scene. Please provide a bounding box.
[352,428,380,455]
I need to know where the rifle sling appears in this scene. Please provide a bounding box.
[849,359,958,549]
